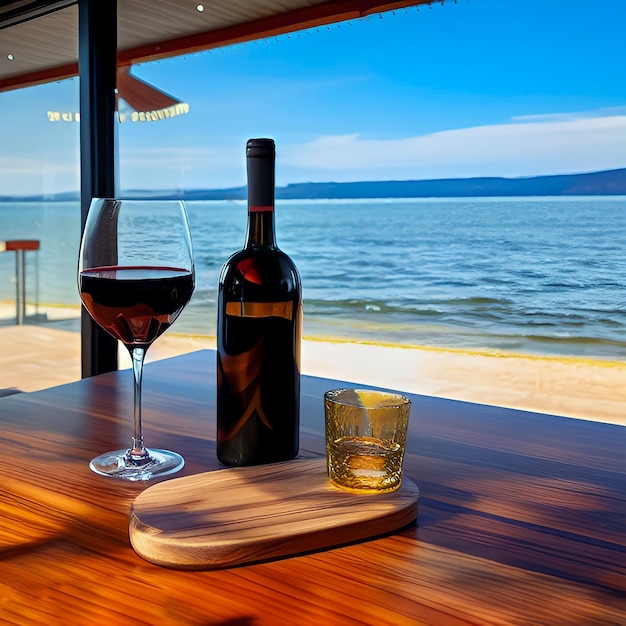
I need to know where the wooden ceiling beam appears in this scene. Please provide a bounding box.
[0,0,434,92]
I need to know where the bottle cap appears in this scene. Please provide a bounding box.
[247,138,275,158]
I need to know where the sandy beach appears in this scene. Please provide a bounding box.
[1,317,624,426]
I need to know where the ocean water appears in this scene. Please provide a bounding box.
[1,197,625,359]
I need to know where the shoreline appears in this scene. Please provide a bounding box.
[1,323,624,427]
[301,333,626,365]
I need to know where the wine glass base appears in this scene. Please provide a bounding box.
[89,448,185,481]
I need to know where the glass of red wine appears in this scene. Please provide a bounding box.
[78,198,195,480]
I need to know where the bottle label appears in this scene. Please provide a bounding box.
[249,205,274,213]
[225,301,293,320]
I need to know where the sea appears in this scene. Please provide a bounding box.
[1,196,625,360]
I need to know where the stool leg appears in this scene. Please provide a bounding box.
[15,250,25,325]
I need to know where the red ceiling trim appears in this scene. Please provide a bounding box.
[0,62,78,92]
[0,0,434,92]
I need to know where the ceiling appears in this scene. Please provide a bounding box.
[0,0,435,92]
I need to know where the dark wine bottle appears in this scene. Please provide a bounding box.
[216,138,302,467]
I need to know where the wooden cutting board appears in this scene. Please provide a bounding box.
[129,457,419,570]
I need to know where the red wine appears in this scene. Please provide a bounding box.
[217,138,302,467]
[80,266,194,348]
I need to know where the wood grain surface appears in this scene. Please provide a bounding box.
[0,349,624,625]
[130,458,419,569]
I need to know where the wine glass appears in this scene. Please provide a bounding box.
[78,198,195,480]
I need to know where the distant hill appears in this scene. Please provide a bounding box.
[2,168,625,202]
[273,168,626,199]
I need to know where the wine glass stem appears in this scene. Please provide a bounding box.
[130,346,147,456]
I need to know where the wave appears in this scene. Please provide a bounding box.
[522,334,626,349]
[303,296,626,325]
[426,296,515,306]
[305,298,444,318]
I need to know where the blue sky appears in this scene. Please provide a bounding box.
[1,0,625,195]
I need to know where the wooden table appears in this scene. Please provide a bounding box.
[0,350,624,625]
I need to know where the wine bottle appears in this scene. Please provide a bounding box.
[216,138,302,467]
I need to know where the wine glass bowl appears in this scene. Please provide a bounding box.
[79,198,195,480]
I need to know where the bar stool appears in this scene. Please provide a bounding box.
[0,240,40,325]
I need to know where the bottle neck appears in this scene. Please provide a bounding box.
[245,138,276,249]
[245,208,277,249]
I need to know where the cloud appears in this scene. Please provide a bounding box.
[280,110,626,182]
[511,106,626,123]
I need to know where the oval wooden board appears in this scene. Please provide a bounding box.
[129,457,419,570]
